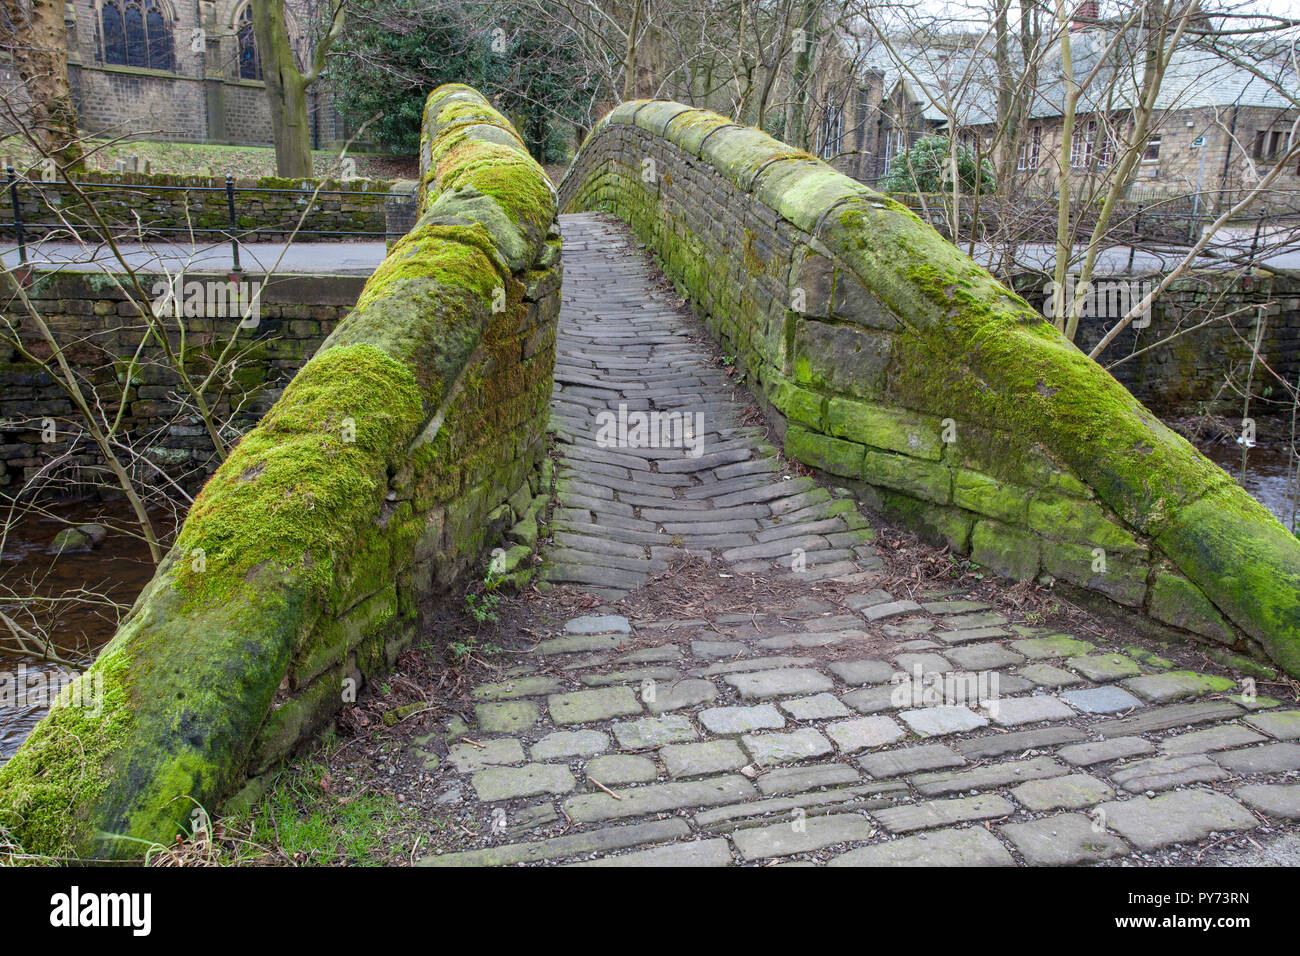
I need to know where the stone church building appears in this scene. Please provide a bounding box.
[8,0,345,148]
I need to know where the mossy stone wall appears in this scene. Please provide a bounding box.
[1012,272,1300,416]
[559,99,1300,680]
[0,85,559,859]
[0,172,411,242]
[0,271,365,493]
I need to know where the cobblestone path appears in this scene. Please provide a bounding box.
[418,214,1300,867]
[542,214,878,598]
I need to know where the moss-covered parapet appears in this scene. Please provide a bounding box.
[559,100,1300,678]
[0,85,560,859]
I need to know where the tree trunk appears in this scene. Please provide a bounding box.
[1049,0,1077,331]
[250,0,342,178]
[784,0,820,150]
[274,71,314,178]
[622,0,643,101]
[0,0,84,174]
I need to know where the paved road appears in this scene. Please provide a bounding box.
[416,214,1300,867]
[0,239,388,275]
[7,235,1295,279]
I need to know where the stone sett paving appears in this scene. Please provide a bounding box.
[540,214,879,598]
[416,215,1300,866]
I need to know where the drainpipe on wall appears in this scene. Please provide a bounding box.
[1216,104,1239,218]
[64,1,84,129]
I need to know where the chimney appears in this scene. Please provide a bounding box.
[1071,0,1099,30]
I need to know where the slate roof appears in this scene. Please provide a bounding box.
[833,26,1296,126]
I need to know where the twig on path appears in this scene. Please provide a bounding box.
[586,776,622,800]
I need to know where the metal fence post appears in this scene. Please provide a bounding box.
[225,174,242,273]
[1127,203,1142,272]
[1248,205,1267,266]
[7,166,26,265]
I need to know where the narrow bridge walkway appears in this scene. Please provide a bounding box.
[544,213,877,597]
[420,214,1300,868]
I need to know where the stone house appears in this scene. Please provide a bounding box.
[811,24,1300,216]
[998,31,1300,215]
[0,0,347,148]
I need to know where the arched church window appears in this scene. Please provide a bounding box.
[236,4,261,80]
[99,0,175,71]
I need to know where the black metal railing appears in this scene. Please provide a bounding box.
[2,167,414,271]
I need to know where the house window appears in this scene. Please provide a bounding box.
[1098,129,1116,167]
[1071,120,1096,168]
[236,3,261,80]
[819,106,844,160]
[883,129,905,174]
[98,0,174,71]
[1254,129,1287,161]
[1143,134,1161,161]
[1017,126,1042,170]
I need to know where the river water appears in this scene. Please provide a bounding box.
[1201,443,1298,532]
[0,502,164,762]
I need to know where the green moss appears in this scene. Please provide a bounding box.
[826,398,944,461]
[784,424,863,478]
[742,229,764,278]
[1154,486,1300,672]
[173,344,423,609]
[439,151,554,242]
[0,79,557,860]
[0,649,133,857]
[357,222,504,310]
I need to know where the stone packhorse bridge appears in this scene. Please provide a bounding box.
[2,85,1298,863]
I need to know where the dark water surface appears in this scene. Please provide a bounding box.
[0,502,165,761]
[1201,443,1298,531]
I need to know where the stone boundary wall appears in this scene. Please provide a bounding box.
[0,271,365,494]
[0,172,416,242]
[891,193,1195,245]
[0,85,560,858]
[1024,273,1300,417]
[559,100,1300,681]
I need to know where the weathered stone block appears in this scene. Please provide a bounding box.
[830,269,897,329]
[784,425,863,478]
[861,449,951,503]
[827,399,944,461]
[1040,538,1148,607]
[1148,572,1236,643]
[793,322,892,399]
[952,469,1030,524]
[970,519,1040,581]
[1027,492,1144,556]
